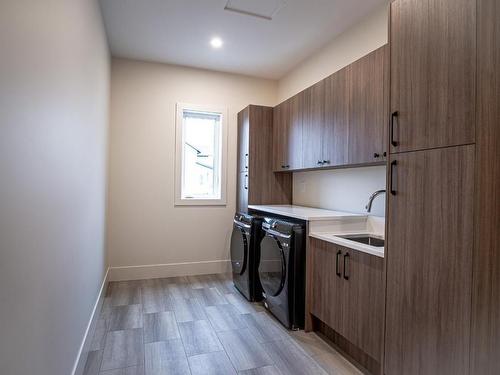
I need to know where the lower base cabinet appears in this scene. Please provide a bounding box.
[310,238,384,371]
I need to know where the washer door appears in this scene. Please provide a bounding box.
[259,234,286,297]
[230,226,248,276]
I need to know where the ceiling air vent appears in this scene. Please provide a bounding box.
[224,0,287,21]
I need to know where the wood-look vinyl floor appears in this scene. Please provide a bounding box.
[83,274,362,375]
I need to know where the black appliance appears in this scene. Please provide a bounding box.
[258,217,306,330]
[230,213,263,301]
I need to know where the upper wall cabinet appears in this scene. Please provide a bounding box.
[348,46,388,164]
[273,45,388,172]
[323,67,349,167]
[273,96,303,171]
[302,80,325,169]
[390,0,476,153]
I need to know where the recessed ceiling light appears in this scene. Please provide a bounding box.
[210,37,223,49]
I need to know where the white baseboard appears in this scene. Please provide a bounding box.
[72,267,109,375]
[108,260,231,281]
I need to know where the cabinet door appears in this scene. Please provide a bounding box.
[385,145,475,375]
[342,249,384,362]
[310,239,344,334]
[348,46,388,164]
[471,1,500,373]
[272,100,289,171]
[390,0,476,153]
[286,94,303,170]
[302,81,325,169]
[237,108,249,173]
[236,171,248,213]
[323,68,349,167]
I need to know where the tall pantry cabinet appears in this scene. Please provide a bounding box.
[385,0,499,374]
[236,105,292,213]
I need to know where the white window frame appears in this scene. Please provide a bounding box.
[174,103,228,206]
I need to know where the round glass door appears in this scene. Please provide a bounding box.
[230,227,248,276]
[259,234,286,297]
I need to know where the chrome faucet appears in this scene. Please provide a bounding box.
[366,190,386,213]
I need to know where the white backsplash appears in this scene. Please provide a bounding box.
[293,165,387,217]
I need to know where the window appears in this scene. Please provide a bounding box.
[175,103,227,205]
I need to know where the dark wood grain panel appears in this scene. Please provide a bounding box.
[287,94,303,170]
[272,100,290,171]
[470,0,500,373]
[237,105,291,213]
[309,238,344,334]
[237,108,249,173]
[348,46,388,164]
[323,67,349,167]
[390,0,476,153]
[342,249,384,362]
[385,145,475,375]
[302,81,325,169]
[248,105,292,205]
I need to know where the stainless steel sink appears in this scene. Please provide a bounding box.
[337,234,385,247]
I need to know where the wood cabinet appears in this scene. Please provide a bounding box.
[310,239,344,334]
[236,105,292,213]
[348,46,388,164]
[323,67,349,167]
[385,145,475,375]
[390,0,476,153]
[302,81,325,169]
[310,238,384,364]
[470,1,500,373]
[273,45,388,171]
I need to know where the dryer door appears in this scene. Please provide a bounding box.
[259,232,287,297]
[230,225,249,276]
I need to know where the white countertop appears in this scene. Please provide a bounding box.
[309,216,385,258]
[248,205,364,221]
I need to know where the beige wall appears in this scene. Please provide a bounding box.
[0,1,109,375]
[107,59,277,279]
[278,3,390,217]
[278,2,389,102]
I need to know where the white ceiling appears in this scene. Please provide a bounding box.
[99,0,386,79]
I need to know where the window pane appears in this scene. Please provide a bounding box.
[182,110,221,199]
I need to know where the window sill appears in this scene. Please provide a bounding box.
[174,198,227,206]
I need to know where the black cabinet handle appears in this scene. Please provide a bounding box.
[390,160,397,195]
[374,153,380,158]
[322,160,330,165]
[343,253,350,280]
[390,111,399,147]
[317,160,323,165]
[244,174,248,190]
[336,250,342,278]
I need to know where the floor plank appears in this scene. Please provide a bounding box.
[144,311,180,343]
[90,319,108,350]
[192,287,228,306]
[264,339,328,375]
[144,339,190,375]
[238,365,283,375]
[141,279,172,313]
[109,305,143,331]
[205,304,248,332]
[217,328,274,371]
[108,282,141,306]
[82,350,102,375]
[101,329,144,371]
[188,351,237,375]
[172,298,207,323]
[313,351,363,375]
[178,320,223,356]
[100,365,145,375]
[241,312,288,344]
